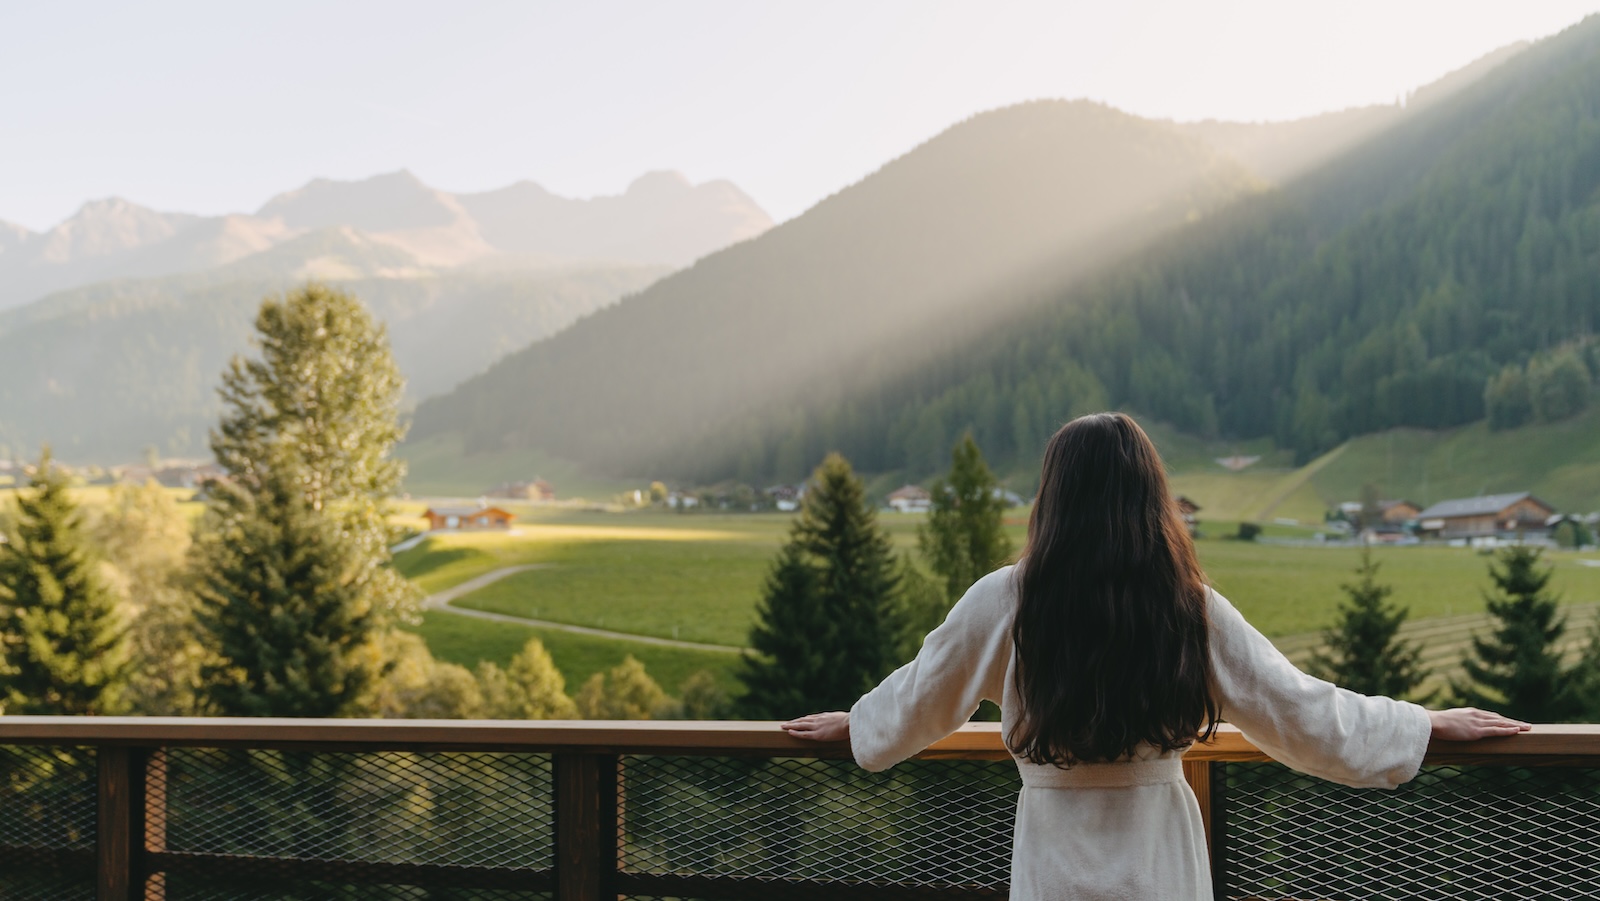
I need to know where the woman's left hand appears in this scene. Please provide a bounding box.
[782,711,850,741]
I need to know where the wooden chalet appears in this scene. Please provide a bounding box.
[1378,500,1422,523]
[424,504,515,531]
[1416,492,1555,540]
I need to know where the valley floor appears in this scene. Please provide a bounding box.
[395,506,1600,705]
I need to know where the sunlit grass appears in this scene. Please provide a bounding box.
[410,611,742,698]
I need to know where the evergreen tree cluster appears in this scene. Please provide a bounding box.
[1484,346,1593,431]
[0,284,714,722]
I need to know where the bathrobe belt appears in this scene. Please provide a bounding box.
[1016,756,1185,789]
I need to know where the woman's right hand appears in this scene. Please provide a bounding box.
[1428,707,1532,741]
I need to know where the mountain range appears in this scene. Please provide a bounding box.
[0,171,770,311]
[0,170,769,460]
[408,28,1560,487]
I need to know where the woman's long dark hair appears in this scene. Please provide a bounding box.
[1008,412,1218,766]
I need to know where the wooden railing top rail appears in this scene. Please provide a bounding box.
[1,717,1598,764]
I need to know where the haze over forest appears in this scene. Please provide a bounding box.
[6,12,1600,520]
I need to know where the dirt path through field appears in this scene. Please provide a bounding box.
[422,564,744,654]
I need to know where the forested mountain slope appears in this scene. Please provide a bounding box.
[649,14,1600,482]
[0,264,665,461]
[409,101,1260,474]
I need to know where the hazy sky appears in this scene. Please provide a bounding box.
[4,1,1598,230]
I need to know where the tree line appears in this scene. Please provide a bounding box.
[0,285,718,720]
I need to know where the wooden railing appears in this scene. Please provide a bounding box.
[0,718,1597,900]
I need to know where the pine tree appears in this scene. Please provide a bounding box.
[919,433,1014,606]
[1454,546,1578,721]
[0,451,130,715]
[195,285,418,716]
[1308,550,1428,699]
[739,546,828,718]
[739,453,905,718]
[194,473,387,717]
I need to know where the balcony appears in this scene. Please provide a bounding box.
[1,717,1597,900]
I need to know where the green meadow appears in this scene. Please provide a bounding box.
[399,506,1600,702]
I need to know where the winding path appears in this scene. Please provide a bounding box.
[422,565,744,654]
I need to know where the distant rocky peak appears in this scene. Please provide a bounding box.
[35,197,195,262]
[625,170,694,197]
[257,169,465,232]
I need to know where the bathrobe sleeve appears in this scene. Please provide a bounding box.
[849,566,1016,772]
[1208,588,1432,789]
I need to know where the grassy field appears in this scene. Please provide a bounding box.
[397,433,638,500]
[411,612,744,698]
[399,506,1600,704]
[1305,406,1600,514]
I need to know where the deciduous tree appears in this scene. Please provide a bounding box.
[478,638,579,719]
[576,656,671,719]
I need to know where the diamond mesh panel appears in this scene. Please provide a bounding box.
[161,877,551,901]
[0,745,96,849]
[0,745,96,901]
[620,755,1018,889]
[1219,762,1600,900]
[157,749,555,870]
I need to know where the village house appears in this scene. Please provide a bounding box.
[765,484,802,512]
[423,503,515,531]
[1174,496,1201,535]
[886,484,932,513]
[1416,492,1556,540]
[1378,500,1422,523]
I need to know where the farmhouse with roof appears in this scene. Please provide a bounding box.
[886,485,931,513]
[423,503,515,531]
[1416,492,1555,540]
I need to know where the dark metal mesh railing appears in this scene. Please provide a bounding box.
[157,748,555,869]
[0,719,1597,901]
[0,744,97,900]
[619,755,1017,888]
[1216,761,1600,900]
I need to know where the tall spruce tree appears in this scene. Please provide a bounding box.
[1307,550,1428,699]
[919,433,1014,606]
[0,451,130,715]
[1454,546,1578,721]
[739,453,905,718]
[195,472,386,716]
[210,283,414,625]
[195,284,416,716]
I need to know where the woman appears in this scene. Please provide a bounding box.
[784,412,1528,900]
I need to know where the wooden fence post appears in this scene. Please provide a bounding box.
[555,753,619,901]
[97,747,146,901]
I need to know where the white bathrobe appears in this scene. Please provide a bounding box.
[849,565,1433,900]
